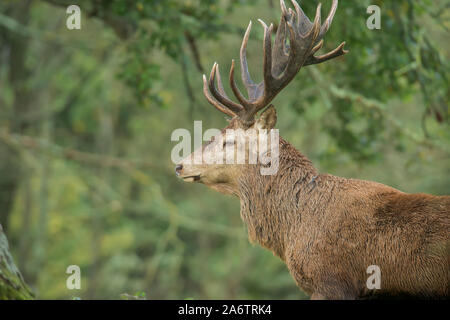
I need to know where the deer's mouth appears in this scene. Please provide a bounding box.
[181,175,201,182]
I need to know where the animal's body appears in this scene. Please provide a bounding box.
[238,136,449,299]
[175,0,450,299]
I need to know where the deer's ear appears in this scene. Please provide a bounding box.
[255,105,277,130]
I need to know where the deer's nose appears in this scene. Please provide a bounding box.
[175,164,183,176]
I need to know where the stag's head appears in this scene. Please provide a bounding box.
[176,0,347,194]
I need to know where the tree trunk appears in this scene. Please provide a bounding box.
[0,0,32,232]
[0,224,34,299]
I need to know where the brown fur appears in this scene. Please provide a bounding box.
[178,117,450,299]
[176,0,450,299]
[177,0,449,296]
[238,136,450,299]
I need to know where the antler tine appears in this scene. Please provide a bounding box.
[259,19,274,95]
[238,21,265,102]
[208,63,243,115]
[309,3,322,40]
[305,41,348,66]
[319,0,338,40]
[229,59,249,107]
[202,74,236,117]
[280,0,289,19]
[272,13,289,77]
[291,0,312,35]
[215,64,228,98]
[240,21,255,88]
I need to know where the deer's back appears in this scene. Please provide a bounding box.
[287,176,450,298]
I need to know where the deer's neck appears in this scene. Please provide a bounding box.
[237,137,322,260]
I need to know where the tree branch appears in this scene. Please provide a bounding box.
[0,128,154,171]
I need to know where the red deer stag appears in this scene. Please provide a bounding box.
[175,0,450,299]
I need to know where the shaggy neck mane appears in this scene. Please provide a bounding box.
[237,137,322,260]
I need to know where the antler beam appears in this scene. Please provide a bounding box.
[203,0,348,124]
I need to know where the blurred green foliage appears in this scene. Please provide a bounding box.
[0,0,448,299]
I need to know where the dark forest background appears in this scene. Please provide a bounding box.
[0,0,448,299]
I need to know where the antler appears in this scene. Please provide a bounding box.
[203,0,348,124]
